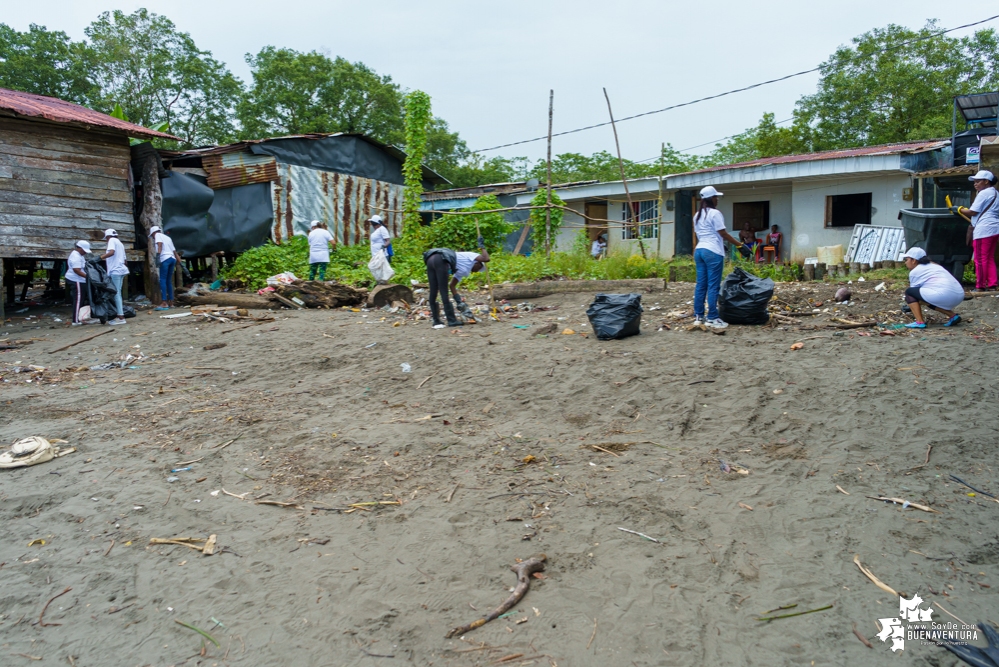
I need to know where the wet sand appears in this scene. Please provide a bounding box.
[1,280,998,666]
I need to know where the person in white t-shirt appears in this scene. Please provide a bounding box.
[956,170,999,291]
[692,186,747,330]
[65,240,93,326]
[421,247,490,328]
[307,220,335,281]
[149,225,181,310]
[901,247,963,329]
[99,228,128,325]
[368,215,391,259]
[591,234,607,259]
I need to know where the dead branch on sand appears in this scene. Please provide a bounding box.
[445,555,547,638]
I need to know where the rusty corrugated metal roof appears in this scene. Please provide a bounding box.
[912,165,977,178]
[202,153,278,189]
[675,140,950,177]
[0,87,180,141]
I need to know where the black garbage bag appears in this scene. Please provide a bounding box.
[122,304,137,318]
[83,255,119,322]
[718,267,773,325]
[586,293,643,340]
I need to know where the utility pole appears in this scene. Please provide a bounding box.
[603,87,646,259]
[545,90,554,259]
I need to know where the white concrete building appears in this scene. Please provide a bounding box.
[532,140,949,262]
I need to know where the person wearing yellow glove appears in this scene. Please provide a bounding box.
[958,170,999,291]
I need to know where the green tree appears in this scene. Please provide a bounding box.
[84,9,241,146]
[238,47,403,140]
[436,154,530,189]
[790,20,996,151]
[402,90,431,234]
[705,113,811,165]
[0,23,96,103]
[527,150,657,184]
[528,188,565,255]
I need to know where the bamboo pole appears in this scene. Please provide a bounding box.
[545,90,554,259]
[603,87,646,259]
[657,142,664,259]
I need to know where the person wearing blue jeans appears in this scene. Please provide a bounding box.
[691,185,747,330]
[149,225,181,310]
[100,228,129,325]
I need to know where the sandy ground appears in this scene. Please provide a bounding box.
[2,279,999,667]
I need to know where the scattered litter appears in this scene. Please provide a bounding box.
[867,496,940,513]
[0,437,75,469]
[400,363,412,373]
[364,343,377,349]
[160,312,192,319]
[166,476,179,483]
[265,272,298,286]
[171,466,192,473]
[874,282,886,292]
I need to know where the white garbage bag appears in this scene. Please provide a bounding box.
[368,250,395,282]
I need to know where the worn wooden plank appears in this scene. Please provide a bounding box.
[0,187,132,213]
[0,223,135,242]
[0,118,130,155]
[0,200,133,223]
[0,141,128,169]
[10,165,127,190]
[0,177,132,203]
[0,211,135,229]
[0,153,128,179]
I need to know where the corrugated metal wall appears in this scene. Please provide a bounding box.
[271,163,403,245]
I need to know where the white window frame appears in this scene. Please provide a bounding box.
[621,201,659,239]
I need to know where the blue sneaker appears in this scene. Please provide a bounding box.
[905,321,926,329]
[944,314,961,327]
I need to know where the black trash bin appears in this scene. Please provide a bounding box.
[900,208,972,280]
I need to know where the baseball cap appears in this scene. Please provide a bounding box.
[149,225,162,235]
[699,185,723,199]
[970,170,995,182]
[76,240,92,253]
[103,228,118,239]
[368,214,383,225]
[310,220,322,228]
[902,247,926,260]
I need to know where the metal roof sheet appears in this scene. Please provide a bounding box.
[955,92,999,123]
[673,140,949,178]
[912,165,977,178]
[0,87,180,141]
[202,152,278,189]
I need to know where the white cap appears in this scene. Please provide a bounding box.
[310,220,322,228]
[368,214,383,225]
[902,247,926,260]
[103,228,118,239]
[149,225,162,235]
[76,240,91,253]
[970,170,995,182]
[699,185,723,199]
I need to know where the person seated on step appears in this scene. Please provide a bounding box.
[766,225,782,260]
[901,247,963,329]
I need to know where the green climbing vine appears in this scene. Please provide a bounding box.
[402,91,431,236]
[528,189,565,254]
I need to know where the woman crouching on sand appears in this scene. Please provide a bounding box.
[901,247,963,329]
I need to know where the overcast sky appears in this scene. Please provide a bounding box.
[5,1,994,162]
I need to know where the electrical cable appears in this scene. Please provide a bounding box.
[472,14,999,153]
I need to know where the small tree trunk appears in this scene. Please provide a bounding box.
[140,156,162,303]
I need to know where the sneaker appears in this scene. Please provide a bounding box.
[693,316,705,325]
[84,318,100,325]
[71,322,83,327]
[432,323,446,329]
[905,321,926,329]
[108,318,126,326]
[944,314,962,327]
[706,318,729,329]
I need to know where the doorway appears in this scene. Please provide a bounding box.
[585,202,608,241]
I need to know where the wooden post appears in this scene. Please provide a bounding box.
[603,87,646,259]
[803,264,815,281]
[656,142,664,259]
[0,257,4,324]
[210,254,219,282]
[140,155,162,303]
[3,259,14,306]
[545,89,554,259]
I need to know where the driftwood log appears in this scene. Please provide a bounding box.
[367,283,414,308]
[492,279,665,300]
[179,293,276,309]
[445,554,546,638]
[276,281,367,309]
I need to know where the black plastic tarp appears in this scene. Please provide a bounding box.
[160,172,273,257]
[250,135,406,186]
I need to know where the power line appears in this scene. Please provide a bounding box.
[633,118,795,164]
[472,13,999,154]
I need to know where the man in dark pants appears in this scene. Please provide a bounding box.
[422,247,489,329]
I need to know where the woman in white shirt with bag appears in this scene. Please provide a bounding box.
[956,170,999,291]
[901,247,963,329]
[692,186,746,330]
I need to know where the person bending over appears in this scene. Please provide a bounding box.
[901,247,963,329]
[422,247,489,328]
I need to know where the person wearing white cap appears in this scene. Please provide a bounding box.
[900,247,963,328]
[149,225,181,310]
[99,229,128,325]
[368,215,391,261]
[692,185,747,330]
[65,240,94,326]
[956,170,999,291]
[307,220,335,280]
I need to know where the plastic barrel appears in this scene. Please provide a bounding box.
[900,208,972,280]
